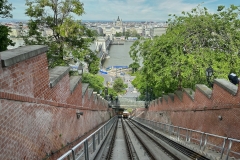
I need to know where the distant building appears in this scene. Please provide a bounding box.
[144,28,153,37]
[103,16,124,40]
[9,27,20,37]
[152,27,167,37]
[89,26,103,36]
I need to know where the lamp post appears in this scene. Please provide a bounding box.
[104,87,108,100]
[206,66,214,88]
[79,62,84,75]
[145,87,152,108]
[115,96,118,106]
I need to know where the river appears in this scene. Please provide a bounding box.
[8,38,135,68]
[103,41,134,68]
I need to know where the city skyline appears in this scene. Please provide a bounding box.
[6,0,239,21]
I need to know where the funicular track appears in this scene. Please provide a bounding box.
[103,118,139,160]
[130,118,210,160]
[125,118,180,160]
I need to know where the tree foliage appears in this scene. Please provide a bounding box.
[125,29,141,39]
[23,0,96,68]
[130,5,240,98]
[113,78,125,93]
[0,0,13,18]
[84,51,100,74]
[129,62,140,73]
[0,0,14,51]
[82,73,104,94]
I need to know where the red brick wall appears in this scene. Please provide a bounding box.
[132,82,240,154]
[139,83,240,139]
[0,47,111,159]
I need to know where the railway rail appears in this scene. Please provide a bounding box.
[58,116,213,160]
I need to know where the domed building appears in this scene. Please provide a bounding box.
[104,16,125,40]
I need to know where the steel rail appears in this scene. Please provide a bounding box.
[125,119,156,160]
[105,118,118,160]
[127,119,180,160]
[131,119,209,160]
[121,118,139,160]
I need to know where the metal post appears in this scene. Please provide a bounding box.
[84,140,89,160]
[202,134,208,151]
[72,150,76,160]
[177,127,180,141]
[93,134,96,152]
[186,130,189,142]
[98,131,100,145]
[104,125,106,135]
[200,133,204,149]
[225,140,233,160]
[220,138,226,159]
[188,130,192,142]
[101,128,103,139]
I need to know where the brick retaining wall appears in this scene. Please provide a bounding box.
[0,46,111,159]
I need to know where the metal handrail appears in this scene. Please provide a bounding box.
[58,116,117,160]
[134,117,240,160]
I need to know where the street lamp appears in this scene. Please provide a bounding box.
[78,62,84,75]
[115,96,118,106]
[104,87,108,100]
[206,66,214,88]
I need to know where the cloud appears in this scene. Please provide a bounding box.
[6,0,236,21]
[80,0,204,21]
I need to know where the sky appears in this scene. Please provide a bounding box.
[6,0,240,21]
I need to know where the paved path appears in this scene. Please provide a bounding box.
[98,70,140,98]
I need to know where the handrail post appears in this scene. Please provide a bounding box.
[72,149,76,160]
[225,140,233,160]
[220,138,226,159]
[203,134,208,151]
[98,130,100,145]
[200,133,204,149]
[186,129,188,142]
[188,130,192,142]
[84,140,89,160]
[93,134,96,152]
[177,127,180,141]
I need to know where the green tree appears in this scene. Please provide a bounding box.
[113,78,125,93]
[124,29,130,39]
[129,62,140,73]
[0,0,14,51]
[130,5,240,97]
[115,32,122,37]
[23,0,96,68]
[82,73,104,94]
[84,51,100,74]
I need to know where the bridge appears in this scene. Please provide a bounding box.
[0,46,240,160]
[95,37,111,64]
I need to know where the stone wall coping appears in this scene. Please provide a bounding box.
[159,97,162,103]
[175,90,183,101]
[49,66,70,88]
[88,88,94,99]
[1,45,48,67]
[183,88,195,101]
[196,84,212,99]
[163,95,168,102]
[214,79,238,96]
[82,83,89,98]
[168,93,174,101]
[93,92,97,101]
[69,76,82,93]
